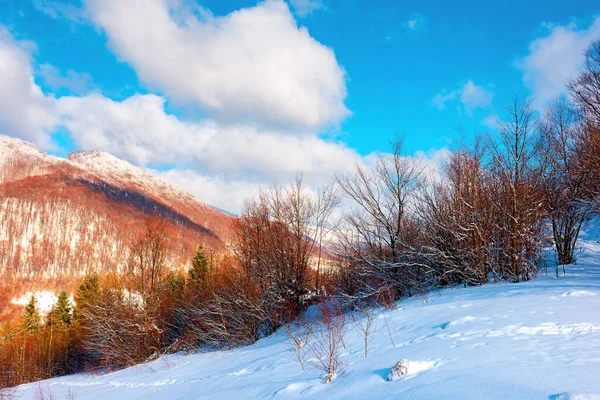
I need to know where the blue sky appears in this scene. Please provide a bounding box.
[0,0,599,211]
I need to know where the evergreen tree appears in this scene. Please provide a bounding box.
[48,290,72,327]
[74,273,100,320]
[167,271,186,296]
[188,244,210,289]
[23,293,41,333]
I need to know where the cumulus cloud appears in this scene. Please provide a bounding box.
[432,80,493,115]
[431,91,459,110]
[83,0,349,131]
[55,92,362,212]
[0,19,354,213]
[155,169,263,214]
[0,26,57,148]
[481,114,500,129]
[288,0,325,17]
[517,16,600,110]
[56,91,454,212]
[56,93,360,181]
[460,80,493,110]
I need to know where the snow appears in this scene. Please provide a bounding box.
[0,134,62,182]
[11,228,600,399]
[0,134,57,166]
[11,291,59,318]
[11,291,76,318]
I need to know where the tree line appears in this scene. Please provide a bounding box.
[1,39,599,389]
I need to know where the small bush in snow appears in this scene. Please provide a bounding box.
[387,359,410,381]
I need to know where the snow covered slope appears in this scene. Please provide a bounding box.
[0,135,63,182]
[12,227,600,399]
[0,134,233,278]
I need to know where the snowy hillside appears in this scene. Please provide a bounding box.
[12,227,600,399]
[0,135,233,278]
[67,150,211,214]
[0,134,211,216]
[0,135,62,182]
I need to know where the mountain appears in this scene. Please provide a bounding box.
[0,134,233,319]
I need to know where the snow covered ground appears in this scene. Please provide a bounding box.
[12,227,600,399]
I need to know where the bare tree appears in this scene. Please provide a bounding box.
[312,183,340,294]
[420,140,497,285]
[488,95,544,282]
[283,319,314,352]
[568,38,600,198]
[568,39,600,125]
[128,218,168,303]
[351,302,380,358]
[283,320,314,372]
[536,99,596,269]
[233,177,339,332]
[306,303,346,383]
[337,134,427,300]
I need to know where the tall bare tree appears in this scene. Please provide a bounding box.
[233,177,339,333]
[420,139,497,285]
[569,38,600,198]
[337,135,427,299]
[488,95,544,281]
[537,99,596,269]
[128,218,168,303]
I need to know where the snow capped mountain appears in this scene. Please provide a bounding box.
[0,134,233,320]
[0,134,213,218]
[67,149,209,211]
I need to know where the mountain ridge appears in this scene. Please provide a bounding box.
[0,134,234,320]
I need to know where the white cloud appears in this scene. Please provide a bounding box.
[481,114,500,129]
[0,22,353,213]
[0,26,57,148]
[83,0,349,131]
[460,80,493,110]
[39,64,94,94]
[0,13,450,214]
[517,16,600,110]
[56,93,360,181]
[155,169,263,214]
[288,0,324,17]
[55,91,361,212]
[56,91,456,212]
[432,80,493,115]
[432,90,459,110]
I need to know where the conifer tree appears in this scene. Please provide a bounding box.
[188,244,210,289]
[74,273,100,320]
[48,290,72,327]
[23,293,41,333]
[167,271,186,296]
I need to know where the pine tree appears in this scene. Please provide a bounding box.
[74,273,100,320]
[188,244,210,289]
[23,293,41,333]
[48,290,72,327]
